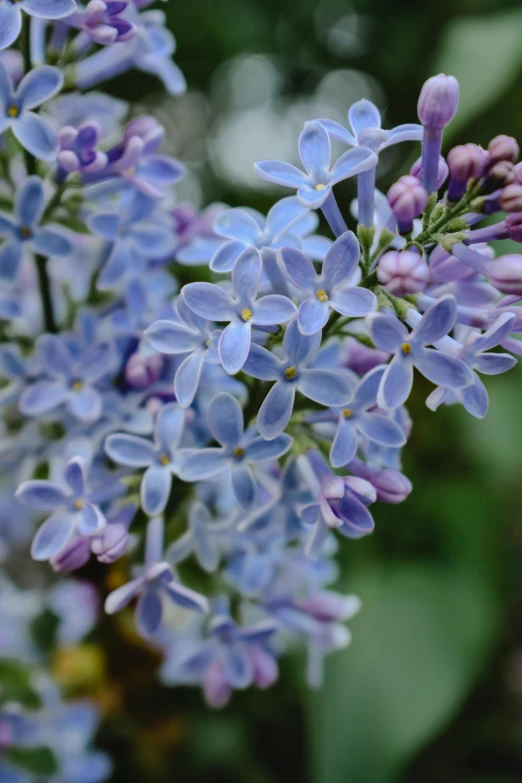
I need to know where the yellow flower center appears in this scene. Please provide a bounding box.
[315,184,326,191]
[19,225,32,239]
[401,342,412,354]
[316,289,329,302]
[71,381,83,391]
[158,453,170,466]
[284,365,297,380]
[234,447,245,458]
[74,499,84,510]
[342,408,352,418]
[7,105,19,118]
[241,308,253,322]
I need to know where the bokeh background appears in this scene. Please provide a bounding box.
[11,0,522,781]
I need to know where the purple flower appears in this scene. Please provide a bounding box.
[255,121,377,209]
[242,319,354,439]
[19,333,115,422]
[72,1,136,45]
[177,598,278,707]
[57,121,108,178]
[0,0,76,50]
[0,176,74,282]
[179,392,292,510]
[297,451,376,558]
[105,517,208,638]
[280,230,376,335]
[105,403,185,516]
[0,61,63,159]
[16,456,107,561]
[182,247,296,375]
[367,295,474,409]
[377,249,430,296]
[427,313,517,418]
[326,366,407,467]
[145,296,221,408]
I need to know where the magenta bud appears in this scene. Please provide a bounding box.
[417,73,459,128]
[125,352,164,388]
[506,212,522,242]
[387,175,429,233]
[482,160,516,193]
[447,143,488,181]
[488,134,519,164]
[500,184,522,213]
[343,337,389,375]
[487,254,522,295]
[50,537,91,572]
[377,249,430,296]
[411,154,448,190]
[372,469,413,504]
[91,523,129,564]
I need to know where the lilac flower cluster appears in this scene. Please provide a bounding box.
[0,3,520,744]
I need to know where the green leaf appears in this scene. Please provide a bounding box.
[0,661,41,709]
[6,746,58,776]
[309,563,499,783]
[433,9,522,135]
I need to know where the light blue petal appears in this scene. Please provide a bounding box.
[82,340,114,382]
[87,212,120,241]
[15,175,44,226]
[298,298,329,335]
[68,386,101,422]
[155,402,185,455]
[78,503,106,536]
[367,313,408,353]
[131,224,175,258]
[472,313,515,353]
[296,186,330,209]
[462,375,489,419]
[219,321,251,375]
[136,586,163,637]
[299,121,331,179]
[316,118,356,146]
[411,295,458,346]
[330,417,357,467]
[182,282,235,321]
[174,351,205,408]
[279,246,317,291]
[162,580,209,612]
[12,112,58,161]
[0,241,22,281]
[231,464,257,509]
[257,381,295,440]
[145,319,199,354]
[283,319,321,367]
[0,5,21,52]
[105,577,145,614]
[19,380,68,415]
[208,392,243,446]
[214,208,261,243]
[141,465,171,516]
[32,225,73,256]
[210,239,248,273]
[266,196,309,237]
[179,448,229,480]
[97,241,131,289]
[377,355,414,409]
[105,433,157,467]
[330,286,376,317]
[329,146,377,186]
[16,479,68,510]
[254,160,308,189]
[474,352,517,375]
[63,457,87,498]
[242,343,281,381]
[245,433,292,462]
[253,294,296,326]
[31,513,74,561]
[414,347,474,389]
[322,230,360,289]
[231,246,262,306]
[305,516,330,559]
[353,365,386,409]
[357,412,407,447]
[223,642,253,688]
[22,0,77,19]
[16,65,63,110]
[298,369,353,407]
[348,99,381,135]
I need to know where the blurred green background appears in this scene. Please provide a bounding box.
[100,1,522,780]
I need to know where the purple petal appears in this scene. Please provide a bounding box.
[353,365,386,410]
[182,282,235,321]
[223,643,254,689]
[257,380,295,440]
[208,392,243,446]
[377,355,414,409]
[298,369,353,407]
[82,341,114,382]
[472,313,515,353]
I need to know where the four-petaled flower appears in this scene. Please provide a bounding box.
[179,392,292,509]
[105,402,185,516]
[182,246,296,375]
[105,517,208,638]
[367,295,474,409]
[242,319,354,440]
[16,456,106,561]
[280,230,377,335]
[255,120,377,209]
[0,176,74,281]
[0,0,77,51]
[0,61,63,159]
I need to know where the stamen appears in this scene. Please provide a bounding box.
[401,342,412,354]
[316,290,329,302]
[284,365,297,380]
[241,308,253,322]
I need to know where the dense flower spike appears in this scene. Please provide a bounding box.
[0,3,518,739]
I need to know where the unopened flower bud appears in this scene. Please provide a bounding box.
[125,352,163,388]
[488,134,519,164]
[482,160,516,193]
[500,183,522,213]
[377,249,430,295]
[410,154,448,190]
[487,254,522,294]
[344,476,377,504]
[506,212,522,242]
[91,523,129,564]
[296,591,361,622]
[343,337,389,375]
[447,143,489,200]
[50,537,91,572]
[417,74,459,129]
[372,469,413,504]
[387,175,428,234]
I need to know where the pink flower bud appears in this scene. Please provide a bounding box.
[488,134,519,164]
[372,469,412,504]
[487,254,522,294]
[447,143,488,181]
[125,353,164,388]
[377,249,430,295]
[343,337,389,375]
[91,523,129,564]
[483,160,516,193]
[387,175,429,233]
[500,184,522,213]
[50,537,91,572]
[506,212,522,242]
[417,74,459,128]
[410,155,449,190]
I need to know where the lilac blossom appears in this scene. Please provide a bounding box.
[0,0,76,51]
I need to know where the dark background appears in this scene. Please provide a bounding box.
[92,1,522,780]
